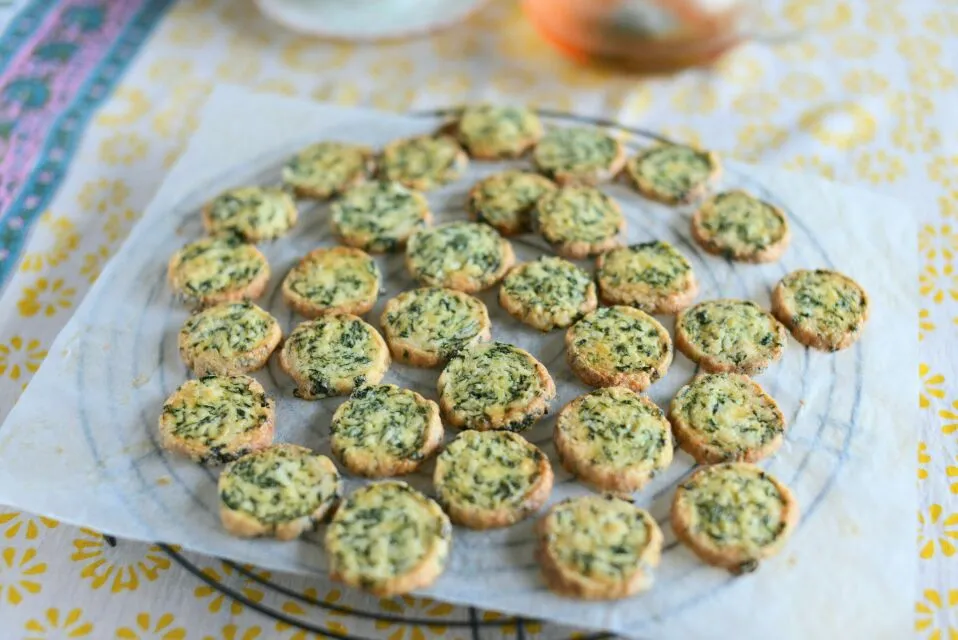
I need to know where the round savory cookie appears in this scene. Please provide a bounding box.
[691,190,790,263]
[218,444,342,540]
[281,247,381,318]
[771,268,869,351]
[566,306,672,392]
[537,495,663,600]
[555,387,673,495]
[675,299,787,375]
[178,300,282,377]
[596,241,698,314]
[380,287,491,367]
[671,462,798,574]
[437,341,556,432]
[533,126,626,185]
[434,430,553,529]
[279,314,390,400]
[282,141,374,199]
[467,170,556,236]
[405,222,514,293]
[668,373,786,464]
[499,256,597,331]
[455,104,543,159]
[330,181,431,253]
[330,384,443,477]
[379,135,468,191]
[158,375,274,465]
[326,481,452,597]
[534,186,624,259]
[201,186,297,242]
[167,236,269,307]
[625,144,721,205]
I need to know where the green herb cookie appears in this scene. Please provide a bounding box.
[534,186,625,259]
[566,306,672,392]
[379,135,468,191]
[330,384,443,477]
[282,141,374,199]
[219,444,341,540]
[326,481,452,596]
[178,300,282,377]
[692,190,790,263]
[675,299,787,375]
[159,375,275,465]
[555,386,673,495]
[331,181,431,253]
[279,314,390,400]
[434,430,553,529]
[406,221,514,293]
[771,269,869,351]
[167,236,270,307]
[669,373,786,464]
[625,144,721,205]
[499,256,597,331]
[456,104,543,159]
[380,287,491,367]
[596,241,698,314]
[437,341,556,432]
[281,247,381,318]
[537,495,663,600]
[533,126,626,185]
[467,170,556,236]
[671,462,798,574]
[202,186,298,242]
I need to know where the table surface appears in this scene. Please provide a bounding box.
[0,0,954,638]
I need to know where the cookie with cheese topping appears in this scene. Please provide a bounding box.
[669,373,786,464]
[675,299,787,375]
[437,341,556,432]
[533,126,626,185]
[330,384,443,477]
[379,135,468,191]
[467,170,556,236]
[455,105,543,159]
[282,141,374,199]
[331,181,431,253]
[201,186,298,242]
[771,268,869,351]
[218,444,341,540]
[159,375,274,465]
[381,287,491,367]
[625,144,721,205]
[281,247,381,318]
[406,222,514,293]
[596,241,698,314]
[167,236,269,307]
[566,306,672,392]
[555,387,673,495]
[537,495,663,600]
[692,190,790,263]
[534,186,625,259]
[671,462,798,574]
[178,300,282,377]
[433,430,553,529]
[499,256,597,331]
[326,481,452,596]
[279,314,390,400]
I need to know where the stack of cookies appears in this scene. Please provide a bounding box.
[159,104,869,600]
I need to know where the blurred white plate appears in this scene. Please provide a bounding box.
[254,0,489,40]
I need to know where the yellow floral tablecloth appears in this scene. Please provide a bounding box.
[0,0,954,637]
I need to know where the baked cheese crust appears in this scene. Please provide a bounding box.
[534,186,625,259]
[456,105,543,159]
[533,127,626,186]
[178,300,282,377]
[379,135,468,191]
[331,181,432,253]
[771,268,869,351]
[281,246,381,318]
[167,236,269,307]
[405,221,514,293]
[282,141,374,199]
[692,190,790,263]
[201,186,298,242]
[467,170,556,236]
[218,443,341,540]
[625,144,721,205]
[499,256,597,331]
[596,241,698,314]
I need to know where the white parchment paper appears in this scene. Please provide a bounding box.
[0,87,915,638]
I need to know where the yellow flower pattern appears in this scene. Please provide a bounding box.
[919,505,958,559]
[19,213,79,272]
[194,562,269,615]
[77,179,130,215]
[100,132,149,166]
[855,150,907,184]
[203,624,262,640]
[920,264,958,304]
[276,587,348,638]
[0,335,47,382]
[96,87,150,128]
[916,589,958,639]
[18,277,76,317]
[70,529,170,592]
[918,442,930,481]
[782,155,836,180]
[25,608,94,639]
[799,103,877,150]
[115,612,186,640]
[0,547,46,605]
[0,511,59,540]
[375,597,455,640]
[920,309,936,342]
[921,364,946,409]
